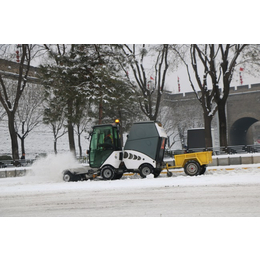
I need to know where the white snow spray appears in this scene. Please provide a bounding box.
[26,152,81,182]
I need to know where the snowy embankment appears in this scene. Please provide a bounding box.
[1,152,260,196]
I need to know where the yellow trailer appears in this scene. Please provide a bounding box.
[165,151,212,177]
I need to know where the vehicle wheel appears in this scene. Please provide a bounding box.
[139,164,154,178]
[199,165,206,175]
[184,160,201,176]
[63,170,73,182]
[101,166,115,180]
[113,173,124,180]
[167,170,173,177]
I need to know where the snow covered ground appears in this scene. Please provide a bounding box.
[1,153,260,259]
[1,152,260,217]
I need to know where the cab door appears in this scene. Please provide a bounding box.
[89,125,117,168]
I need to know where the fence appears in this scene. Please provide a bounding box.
[1,149,260,179]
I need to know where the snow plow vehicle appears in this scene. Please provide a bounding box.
[62,120,213,182]
[165,151,213,177]
[62,120,168,181]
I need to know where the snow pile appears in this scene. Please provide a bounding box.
[146,174,154,179]
[27,152,80,182]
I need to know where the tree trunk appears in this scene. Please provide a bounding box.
[68,123,75,155]
[20,137,25,156]
[20,121,25,155]
[67,98,76,155]
[218,101,228,148]
[77,125,82,157]
[203,112,213,149]
[54,139,57,154]
[8,112,19,160]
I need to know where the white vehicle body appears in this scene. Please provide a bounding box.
[96,150,156,171]
[63,121,168,181]
[123,150,156,169]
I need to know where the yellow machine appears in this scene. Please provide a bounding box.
[165,151,212,176]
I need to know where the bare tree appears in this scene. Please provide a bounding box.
[43,97,68,154]
[238,44,260,74]
[206,44,248,147]
[119,44,169,121]
[174,45,217,148]
[174,44,248,148]
[74,101,93,157]
[0,44,34,159]
[15,83,45,157]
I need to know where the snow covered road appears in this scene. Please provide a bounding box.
[1,182,260,217]
[1,165,260,217]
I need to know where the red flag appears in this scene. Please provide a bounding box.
[150,76,154,80]
[240,67,244,71]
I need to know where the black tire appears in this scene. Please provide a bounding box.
[167,171,173,177]
[184,160,201,176]
[199,165,207,175]
[113,173,124,180]
[63,170,73,182]
[139,164,154,178]
[101,166,115,180]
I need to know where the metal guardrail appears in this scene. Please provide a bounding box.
[0,159,35,168]
[0,155,88,169]
[1,148,260,179]
[77,156,88,164]
[0,155,88,179]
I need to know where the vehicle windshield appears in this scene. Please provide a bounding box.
[89,125,121,168]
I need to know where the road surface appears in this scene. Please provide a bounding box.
[1,182,259,217]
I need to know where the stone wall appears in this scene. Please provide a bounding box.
[163,83,260,147]
[0,58,40,83]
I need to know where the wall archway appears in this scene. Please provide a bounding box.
[229,117,258,145]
